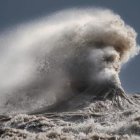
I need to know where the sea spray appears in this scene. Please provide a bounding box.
[0,8,138,114]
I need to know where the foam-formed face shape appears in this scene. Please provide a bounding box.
[88,47,120,82]
[56,45,121,94]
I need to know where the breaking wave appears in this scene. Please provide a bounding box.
[0,8,140,140]
[0,8,138,114]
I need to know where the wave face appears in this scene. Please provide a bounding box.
[0,8,138,114]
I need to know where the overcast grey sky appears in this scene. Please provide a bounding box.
[0,0,140,93]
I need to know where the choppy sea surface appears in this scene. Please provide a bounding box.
[0,93,140,140]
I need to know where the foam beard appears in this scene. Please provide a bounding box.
[0,8,138,113]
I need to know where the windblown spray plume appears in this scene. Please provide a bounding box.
[0,8,138,114]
